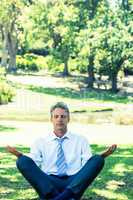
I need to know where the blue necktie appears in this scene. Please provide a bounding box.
[56,137,67,176]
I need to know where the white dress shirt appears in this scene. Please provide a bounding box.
[29,131,92,176]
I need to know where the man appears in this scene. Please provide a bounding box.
[7,102,117,200]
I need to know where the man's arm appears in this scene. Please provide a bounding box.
[100,144,117,158]
[6,145,23,158]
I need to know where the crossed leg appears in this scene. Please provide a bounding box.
[52,145,117,200]
[7,145,117,200]
[16,155,59,199]
[66,155,105,199]
[16,155,104,200]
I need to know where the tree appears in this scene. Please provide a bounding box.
[76,0,133,92]
[26,0,80,76]
[95,8,133,92]
[74,0,103,87]
[0,0,24,72]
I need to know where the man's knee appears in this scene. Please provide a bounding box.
[92,154,105,168]
[16,155,34,171]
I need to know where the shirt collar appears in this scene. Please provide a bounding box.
[48,130,71,141]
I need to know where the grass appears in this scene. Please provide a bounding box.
[0,74,132,199]
[0,145,133,200]
[0,74,132,124]
[28,85,132,104]
[7,74,133,104]
[0,125,17,132]
[1,73,132,122]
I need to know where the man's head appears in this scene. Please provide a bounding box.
[50,102,70,137]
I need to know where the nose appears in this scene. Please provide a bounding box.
[58,116,63,121]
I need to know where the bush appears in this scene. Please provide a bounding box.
[28,48,49,56]
[0,81,15,104]
[16,54,38,71]
[16,54,48,72]
[0,67,6,80]
[124,60,133,75]
[45,55,63,72]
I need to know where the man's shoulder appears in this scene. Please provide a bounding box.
[69,131,88,142]
[33,134,50,144]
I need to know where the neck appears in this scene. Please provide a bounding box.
[54,128,67,138]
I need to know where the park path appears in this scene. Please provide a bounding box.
[0,120,133,146]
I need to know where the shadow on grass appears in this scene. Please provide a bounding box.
[83,145,133,200]
[28,85,131,103]
[0,145,133,200]
[0,125,18,132]
[0,146,37,199]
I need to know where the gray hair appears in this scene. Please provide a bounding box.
[50,102,70,117]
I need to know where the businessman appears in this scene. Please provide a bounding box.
[7,102,117,200]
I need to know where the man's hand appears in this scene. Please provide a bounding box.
[6,145,23,158]
[101,144,117,158]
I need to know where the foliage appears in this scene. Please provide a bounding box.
[0,80,15,104]
[0,0,25,71]
[95,8,133,91]
[16,54,48,72]
[24,0,81,76]
[76,1,133,91]
[16,54,79,73]
[0,67,15,104]
[0,0,133,92]
[0,67,6,79]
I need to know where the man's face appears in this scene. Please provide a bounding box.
[51,108,69,136]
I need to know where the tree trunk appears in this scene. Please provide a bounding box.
[62,60,69,76]
[111,73,118,92]
[110,59,124,92]
[122,0,129,10]
[86,56,95,88]
[8,52,16,73]
[1,31,8,69]
[7,32,17,73]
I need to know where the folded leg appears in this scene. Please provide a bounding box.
[16,155,59,199]
[67,155,105,199]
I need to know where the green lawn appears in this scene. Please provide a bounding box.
[0,85,133,124]
[0,145,132,200]
[0,74,133,124]
[0,125,18,132]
